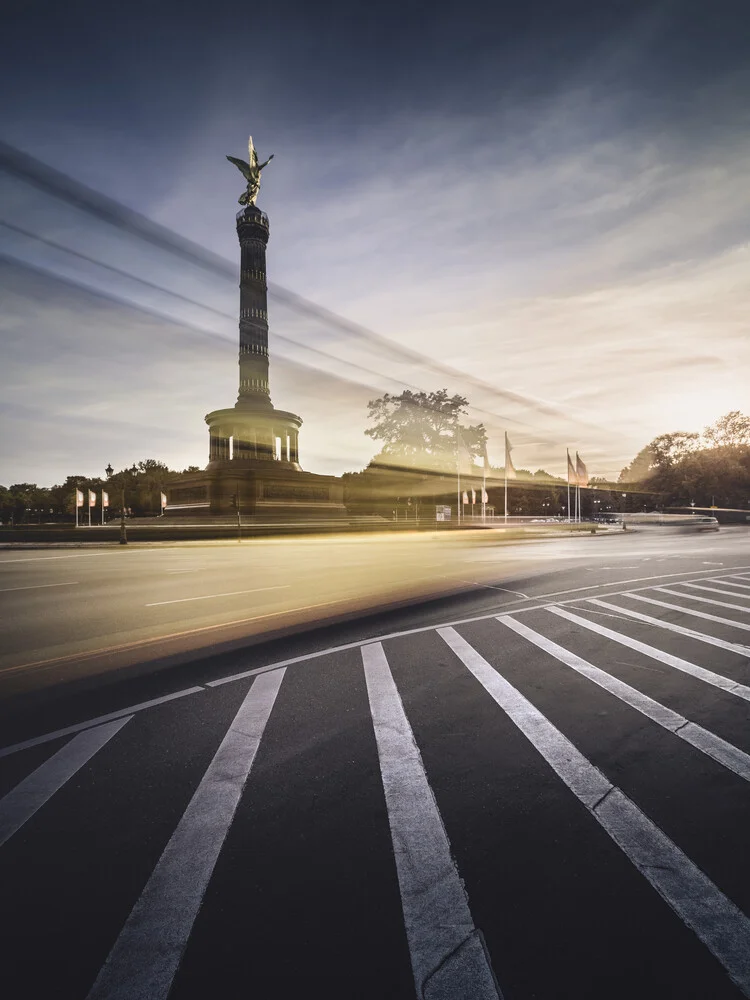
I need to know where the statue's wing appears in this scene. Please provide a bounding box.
[258,154,275,171]
[226,155,253,181]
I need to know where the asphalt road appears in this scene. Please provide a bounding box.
[1,527,750,998]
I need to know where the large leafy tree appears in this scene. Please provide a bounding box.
[365,389,487,471]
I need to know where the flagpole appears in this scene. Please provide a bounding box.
[102,494,105,526]
[88,492,91,528]
[504,432,508,526]
[566,450,571,524]
[75,488,79,529]
[456,429,461,527]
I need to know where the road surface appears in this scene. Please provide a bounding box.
[1,527,750,998]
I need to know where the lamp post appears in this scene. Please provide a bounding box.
[107,463,129,545]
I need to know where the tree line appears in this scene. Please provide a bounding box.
[0,460,201,524]
[4,397,747,524]
[619,411,750,511]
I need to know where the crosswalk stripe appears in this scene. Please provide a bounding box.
[624,593,750,633]
[710,578,750,591]
[361,642,502,1000]
[438,625,750,997]
[682,582,750,599]
[86,670,286,1000]
[656,586,750,614]
[0,717,131,848]
[587,598,750,655]
[537,609,750,777]
[547,605,750,701]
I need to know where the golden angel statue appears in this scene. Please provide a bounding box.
[226,136,274,206]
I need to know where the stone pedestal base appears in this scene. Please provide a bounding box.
[165,463,345,520]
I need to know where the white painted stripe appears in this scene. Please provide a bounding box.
[710,578,750,591]
[548,606,750,701]
[361,642,501,1000]
[207,572,750,688]
[0,687,204,760]
[438,625,750,996]
[681,582,750,600]
[0,553,112,563]
[0,717,131,847]
[656,586,750,615]
[145,585,289,607]
[86,669,285,1000]
[539,610,750,778]
[0,581,78,594]
[587,599,750,656]
[625,593,750,633]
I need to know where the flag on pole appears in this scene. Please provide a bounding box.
[504,432,516,480]
[471,489,476,504]
[575,452,589,487]
[482,489,489,504]
[462,491,469,505]
[88,490,96,508]
[567,449,578,485]
[102,491,109,508]
[75,489,84,507]
[160,492,168,510]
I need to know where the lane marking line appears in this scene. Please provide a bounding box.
[0,553,113,563]
[145,585,289,607]
[548,606,750,700]
[0,581,78,594]
[587,599,750,657]
[541,610,750,745]
[6,568,750,758]
[1,598,349,676]
[209,569,750,686]
[0,688,204,759]
[456,580,530,598]
[438,625,750,997]
[86,669,285,1000]
[0,717,131,847]
[362,642,501,1000]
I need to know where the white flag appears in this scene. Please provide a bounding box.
[75,489,84,507]
[504,432,516,480]
[102,491,109,508]
[462,491,469,505]
[576,452,589,487]
[88,490,96,508]
[567,449,578,486]
[482,489,489,504]
[160,492,168,509]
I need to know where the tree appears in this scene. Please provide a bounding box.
[618,445,655,483]
[648,432,700,468]
[703,411,750,448]
[365,389,486,471]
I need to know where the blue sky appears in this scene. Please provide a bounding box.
[2,0,750,483]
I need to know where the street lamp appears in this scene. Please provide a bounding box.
[107,463,129,545]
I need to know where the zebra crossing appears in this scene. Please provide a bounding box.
[2,570,750,998]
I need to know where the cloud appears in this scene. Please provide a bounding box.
[3,74,750,483]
